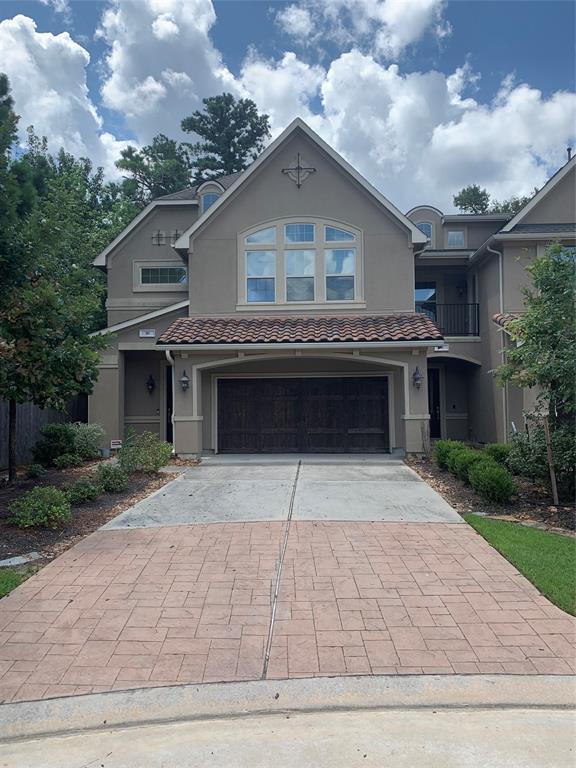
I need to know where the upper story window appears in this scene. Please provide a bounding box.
[134,261,188,292]
[239,219,362,306]
[416,222,433,244]
[201,192,220,213]
[447,230,465,248]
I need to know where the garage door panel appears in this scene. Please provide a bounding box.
[217,377,389,453]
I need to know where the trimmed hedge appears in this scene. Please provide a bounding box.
[9,486,71,529]
[483,443,512,466]
[435,440,465,470]
[451,449,486,483]
[446,444,470,475]
[118,430,173,474]
[468,460,515,503]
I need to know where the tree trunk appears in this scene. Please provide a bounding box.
[542,416,559,506]
[8,398,17,483]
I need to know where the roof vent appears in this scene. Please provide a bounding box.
[568,147,572,162]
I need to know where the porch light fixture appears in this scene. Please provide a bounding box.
[412,366,424,389]
[179,370,190,392]
[146,374,155,394]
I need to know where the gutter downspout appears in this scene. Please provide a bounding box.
[487,242,508,441]
[165,350,175,449]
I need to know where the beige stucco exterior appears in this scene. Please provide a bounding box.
[89,121,576,455]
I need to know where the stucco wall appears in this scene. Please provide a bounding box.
[521,168,575,224]
[186,130,415,316]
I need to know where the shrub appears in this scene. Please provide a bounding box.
[65,478,102,506]
[508,426,575,501]
[446,444,471,475]
[9,486,71,529]
[71,422,105,460]
[32,423,76,467]
[53,453,83,470]
[451,449,486,482]
[468,460,515,504]
[483,443,512,466]
[435,440,465,470]
[94,463,129,493]
[25,463,44,479]
[118,430,173,474]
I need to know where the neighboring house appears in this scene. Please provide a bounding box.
[91,119,576,455]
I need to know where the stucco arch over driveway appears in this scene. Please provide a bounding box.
[169,349,430,456]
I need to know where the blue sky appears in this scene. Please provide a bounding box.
[0,0,574,209]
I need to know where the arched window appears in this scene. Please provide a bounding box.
[239,219,362,306]
[416,221,433,244]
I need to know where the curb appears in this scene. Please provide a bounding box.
[1,674,575,743]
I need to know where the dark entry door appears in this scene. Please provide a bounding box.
[217,377,389,454]
[428,368,441,439]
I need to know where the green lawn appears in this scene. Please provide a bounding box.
[0,569,26,598]
[464,514,576,616]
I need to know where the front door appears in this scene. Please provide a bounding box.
[428,368,441,439]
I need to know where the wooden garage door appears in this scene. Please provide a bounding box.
[217,377,389,453]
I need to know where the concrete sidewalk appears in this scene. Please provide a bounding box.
[1,676,574,767]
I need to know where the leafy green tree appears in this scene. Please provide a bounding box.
[489,192,536,216]
[182,93,270,182]
[453,184,490,214]
[496,242,575,501]
[116,134,195,206]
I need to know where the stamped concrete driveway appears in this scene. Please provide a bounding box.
[0,456,574,704]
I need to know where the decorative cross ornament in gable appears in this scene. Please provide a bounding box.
[281,153,317,188]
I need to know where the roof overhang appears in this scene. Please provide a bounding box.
[442,214,510,223]
[494,232,576,241]
[158,340,441,351]
[175,118,427,251]
[93,200,197,268]
[91,300,190,336]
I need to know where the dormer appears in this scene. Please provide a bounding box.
[405,206,443,249]
[197,180,225,214]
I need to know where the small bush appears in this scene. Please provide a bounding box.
[53,453,83,470]
[32,423,76,467]
[446,444,471,475]
[94,463,129,493]
[468,460,515,504]
[25,463,44,479]
[9,486,71,529]
[71,422,105,460]
[451,449,486,482]
[508,426,575,502]
[483,443,512,466]
[118,430,173,474]
[65,478,102,506]
[435,440,465,470]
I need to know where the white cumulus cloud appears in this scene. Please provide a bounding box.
[0,14,129,177]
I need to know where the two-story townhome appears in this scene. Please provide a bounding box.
[91,119,576,456]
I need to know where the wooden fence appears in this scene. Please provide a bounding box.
[0,396,87,469]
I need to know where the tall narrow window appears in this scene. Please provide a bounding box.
[286,250,315,302]
[246,251,276,302]
[325,248,355,300]
[201,193,220,213]
[416,222,433,243]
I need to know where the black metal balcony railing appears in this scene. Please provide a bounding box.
[416,302,480,336]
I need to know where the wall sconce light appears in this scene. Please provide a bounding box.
[412,366,424,389]
[179,370,190,392]
[146,374,155,394]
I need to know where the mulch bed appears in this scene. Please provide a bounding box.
[0,461,179,565]
[406,455,575,533]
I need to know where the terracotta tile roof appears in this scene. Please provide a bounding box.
[492,312,520,328]
[157,314,444,345]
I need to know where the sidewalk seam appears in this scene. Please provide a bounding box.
[262,460,301,679]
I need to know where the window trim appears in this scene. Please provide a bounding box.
[201,192,220,214]
[133,261,188,293]
[237,217,364,309]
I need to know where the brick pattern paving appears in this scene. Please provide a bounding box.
[1,521,574,703]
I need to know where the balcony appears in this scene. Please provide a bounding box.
[416,302,480,336]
